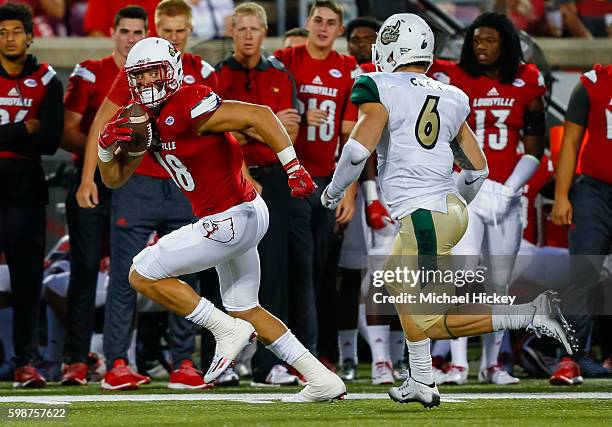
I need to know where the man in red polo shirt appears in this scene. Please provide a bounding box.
[60,5,147,387]
[272,0,359,360]
[215,2,301,386]
[551,64,612,383]
[76,0,217,391]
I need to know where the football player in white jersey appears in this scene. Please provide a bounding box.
[321,13,576,408]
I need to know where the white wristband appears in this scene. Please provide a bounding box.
[98,145,115,163]
[277,145,297,166]
[362,180,378,203]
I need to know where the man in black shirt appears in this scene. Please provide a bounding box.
[0,3,63,388]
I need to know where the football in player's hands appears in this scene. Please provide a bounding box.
[116,103,152,156]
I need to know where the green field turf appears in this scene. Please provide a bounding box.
[1,398,612,427]
[1,377,611,426]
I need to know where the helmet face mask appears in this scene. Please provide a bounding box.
[372,14,435,73]
[127,62,176,108]
[125,38,183,108]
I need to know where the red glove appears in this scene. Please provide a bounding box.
[98,117,133,149]
[366,199,393,230]
[285,160,317,198]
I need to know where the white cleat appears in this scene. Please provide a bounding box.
[372,356,395,385]
[265,365,299,386]
[442,365,468,385]
[388,376,441,409]
[215,367,240,386]
[478,365,519,385]
[527,291,579,356]
[432,366,447,385]
[204,318,257,383]
[281,371,346,403]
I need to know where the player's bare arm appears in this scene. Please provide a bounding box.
[229,111,299,146]
[452,121,487,171]
[551,121,585,226]
[197,99,316,198]
[97,145,144,189]
[61,111,86,155]
[196,100,294,153]
[76,97,121,208]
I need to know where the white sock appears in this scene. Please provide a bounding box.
[450,337,468,368]
[389,330,406,367]
[44,306,65,363]
[90,333,104,358]
[407,338,433,385]
[292,351,330,385]
[128,329,137,369]
[483,331,504,368]
[266,330,308,366]
[357,304,369,345]
[0,307,14,361]
[367,324,390,361]
[338,329,358,363]
[491,303,535,331]
[185,297,234,338]
[431,339,450,359]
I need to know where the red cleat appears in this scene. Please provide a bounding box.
[131,369,151,385]
[13,365,46,388]
[101,359,139,390]
[550,357,584,385]
[61,362,88,386]
[168,360,213,390]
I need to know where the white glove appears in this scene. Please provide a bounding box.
[321,184,345,210]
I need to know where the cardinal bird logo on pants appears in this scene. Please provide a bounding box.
[202,217,235,243]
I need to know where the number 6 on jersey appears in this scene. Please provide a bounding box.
[415,95,440,149]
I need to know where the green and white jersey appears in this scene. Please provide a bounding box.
[351,71,470,219]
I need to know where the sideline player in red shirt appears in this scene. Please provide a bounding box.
[60,5,148,387]
[271,0,360,363]
[215,2,302,386]
[550,64,612,383]
[0,2,63,389]
[76,0,219,391]
[97,37,346,403]
[428,12,546,385]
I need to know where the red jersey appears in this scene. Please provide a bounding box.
[83,0,159,36]
[107,53,218,179]
[429,60,546,183]
[215,55,297,167]
[64,55,120,163]
[0,63,56,160]
[273,45,360,177]
[522,154,553,244]
[151,85,255,217]
[578,64,612,184]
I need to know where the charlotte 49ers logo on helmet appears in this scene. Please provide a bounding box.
[168,45,177,57]
[380,20,401,45]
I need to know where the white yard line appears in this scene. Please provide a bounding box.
[0,392,611,405]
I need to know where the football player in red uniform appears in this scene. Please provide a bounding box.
[272,0,360,367]
[76,0,222,391]
[60,5,148,387]
[97,37,346,403]
[428,12,547,385]
[0,3,63,388]
[551,64,612,383]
